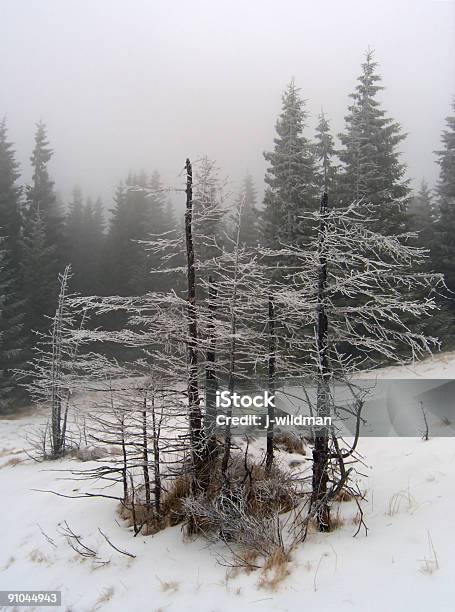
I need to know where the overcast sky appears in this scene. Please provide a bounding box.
[1,0,454,212]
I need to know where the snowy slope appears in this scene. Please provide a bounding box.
[1,352,454,612]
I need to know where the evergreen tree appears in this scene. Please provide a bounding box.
[66,187,85,289]
[164,198,177,236]
[66,190,105,294]
[338,51,410,234]
[434,100,455,294]
[20,122,65,340]
[21,210,57,345]
[105,171,169,296]
[261,79,318,248]
[0,121,26,408]
[0,118,22,261]
[83,196,105,293]
[236,173,259,247]
[0,241,25,412]
[25,121,65,261]
[408,180,436,261]
[314,110,337,194]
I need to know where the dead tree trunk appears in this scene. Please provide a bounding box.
[142,393,151,508]
[50,266,71,457]
[312,191,331,532]
[150,393,162,514]
[185,158,207,485]
[265,294,276,474]
[120,411,128,504]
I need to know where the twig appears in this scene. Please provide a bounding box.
[98,528,136,558]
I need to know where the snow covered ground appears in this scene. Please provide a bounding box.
[1,352,455,612]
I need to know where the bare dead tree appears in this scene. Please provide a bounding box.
[19,265,87,459]
[185,158,208,486]
[265,294,276,474]
[311,191,331,531]
[260,192,444,534]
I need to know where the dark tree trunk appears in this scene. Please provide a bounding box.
[312,191,331,532]
[150,393,161,514]
[142,394,151,508]
[184,158,207,485]
[120,413,128,504]
[265,294,276,474]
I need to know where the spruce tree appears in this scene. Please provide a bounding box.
[0,244,26,412]
[164,198,176,232]
[408,180,435,261]
[0,121,26,407]
[66,190,105,294]
[0,118,22,262]
[20,122,64,341]
[83,196,105,294]
[314,110,337,194]
[261,79,318,248]
[66,187,85,290]
[338,51,410,234]
[434,100,455,294]
[236,172,259,247]
[25,121,65,262]
[21,210,56,347]
[105,171,169,296]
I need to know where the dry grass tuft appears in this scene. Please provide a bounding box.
[117,475,192,536]
[419,531,440,575]
[92,587,114,610]
[183,453,298,539]
[0,456,23,468]
[387,488,416,516]
[117,499,157,535]
[308,506,346,532]
[335,488,354,502]
[156,576,179,593]
[258,546,290,591]
[161,475,193,526]
[328,508,346,530]
[237,548,260,574]
[351,512,362,525]
[275,433,306,455]
[2,556,15,570]
[28,548,51,564]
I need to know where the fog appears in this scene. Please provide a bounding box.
[1,0,454,209]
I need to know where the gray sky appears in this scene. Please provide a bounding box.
[1,0,454,212]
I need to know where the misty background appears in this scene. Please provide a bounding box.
[1,0,454,209]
